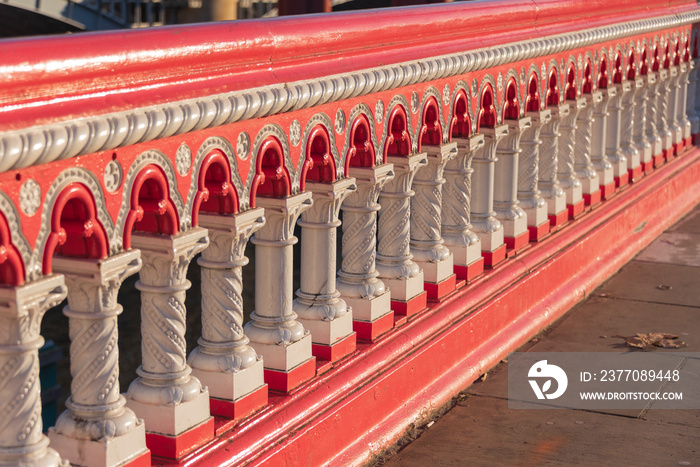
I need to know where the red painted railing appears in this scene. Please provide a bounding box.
[1,1,700,466]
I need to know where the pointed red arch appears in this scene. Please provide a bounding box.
[345,115,376,175]
[418,97,442,150]
[192,150,239,226]
[0,211,25,286]
[384,105,412,157]
[450,89,471,139]
[477,84,497,131]
[302,125,337,186]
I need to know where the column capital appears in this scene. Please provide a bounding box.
[585,90,604,105]
[253,192,313,244]
[199,208,265,265]
[416,142,457,182]
[475,125,508,161]
[526,109,552,126]
[548,103,570,119]
[301,178,357,225]
[658,68,669,81]
[343,163,395,210]
[53,250,141,315]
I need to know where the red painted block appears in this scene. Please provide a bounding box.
[664,147,674,161]
[312,332,357,363]
[124,449,151,467]
[693,133,699,144]
[528,221,550,242]
[549,210,568,228]
[353,311,394,342]
[425,274,457,301]
[653,153,665,168]
[264,357,316,393]
[504,231,529,252]
[453,257,484,282]
[600,181,616,201]
[209,384,268,420]
[614,171,629,189]
[146,417,214,460]
[567,200,585,219]
[684,137,692,149]
[628,165,643,182]
[583,190,602,208]
[482,244,507,268]
[392,290,428,317]
[641,160,654,174]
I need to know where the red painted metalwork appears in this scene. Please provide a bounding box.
[565,64,577,100]
[345,115,376,173]
[545,69,559,106]
[449,89,471,139]
[525,73,541,112]
[663,39,672,69]
[43,182,109,274]
[478,84,497,130]
[582,59,594,93]
[597,54,609,89]
[627,49,637,80]
[0,211,24,286]
[418,97,442,150]
[502,78,520,120]
[384,106,412,157]
[123,165,179,249]
[652,42,661,72]
[640,45,650,75]
[250,136,292,203]
[302,125,336,188]
[192,151,239,226]
[612,51,623,84]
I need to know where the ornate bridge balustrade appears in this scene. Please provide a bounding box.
[1,1,700,465]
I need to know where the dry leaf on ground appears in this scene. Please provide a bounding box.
[614,332,687,349]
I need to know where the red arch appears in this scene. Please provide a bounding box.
[627,49,637,81]
[582,59,594,93]
[345,115,376,174]
[302,125,337,187]
[0,211,25,286]
[477,84,497,131]
[612,52,623,84]
[192,150,239,226]
[546,69,560,106]
[525,73,541,112]
[565,64,577,100]
[673,39,681,66]
[450,89,471,139]
[250,136,292,204]
[384,106,412,157]
[663,40,671,69]
[597,55,609,89]
[123,165,179,249]
[652,42,661,72]
[418,97,442,150]
[683,36,691,62]
[640,46,649,75]
[43,183,109,274]
[502,78,520,120]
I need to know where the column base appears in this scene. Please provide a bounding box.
[251,333,313,372]
[344,290,391,323]
[614,171,629,189]
[391,290,428,317]
[146,417,214,460]
[504,231,529,252]
[353,311,395,341]
[628,165,643,182]
[653,153,665,168]
[600,181,616,201]
[548,209,568,228]
[312,332,357,363]
[424,274,457,301]
[126,385,211,437]
[209,384,268,420]
[49,423,149,467]
[380,273,425,302]
[528,221,550,242]
[298,312,354,351]
[415,255,454,285]
[567,200,585,219]
[264,357,316,393]
[583,190,602,208]
[482,244,507,268]
[453,257,484,282]
[191,358,264,404]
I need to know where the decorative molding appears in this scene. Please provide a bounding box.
[379,95,415,157]
[245,123,296,201]
[299,113,342,179]
[0,191,33,282]
[340,104,381,169]
[0,11,698,173]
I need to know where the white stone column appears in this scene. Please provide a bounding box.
[656,69,674,160]
[605,84,629,188]
[188,209,266,417]
[472,125,508,264]
[0,275,67,467]
[494,117,531,250]
[631,78,652,175]
[575,91,602,206]
[539,104,569,226]
[411,143,457,298]
[244,193,315,391]
[337,164,394,341]
[377,153,428,314]
[618,79,641,182]
[591,87,616,199]
[558,98,585,217]
[49,252,147,467]
[645,72,664,165]
[518,111,550,240]
[442,134,485,281]
[668,65,683,153]
[125,228,212,448]
[677,61,692,147]
[294,179,358,360]
[688,58,700,140]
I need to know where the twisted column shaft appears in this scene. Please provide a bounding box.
[539,105,568,216]
[558,98,585,207]
[575,92,601,197]
[645,73,664,157]
[518,111,550,228]
[494,117,531,238]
